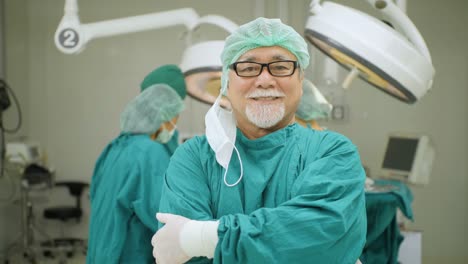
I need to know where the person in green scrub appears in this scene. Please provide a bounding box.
[152,18,366,264]
[295,79,333,130]
[86,65,186,264]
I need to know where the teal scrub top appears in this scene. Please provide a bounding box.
[159,124,367,264]
[87,133,177,264]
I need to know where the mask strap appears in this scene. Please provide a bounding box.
[169,121,177,131]
[223,142,244,187]
[213,95,222,109]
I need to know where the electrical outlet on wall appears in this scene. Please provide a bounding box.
[315,81,350,122]
[331,104,346,120]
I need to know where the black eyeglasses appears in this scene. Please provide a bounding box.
[230,60,298,77]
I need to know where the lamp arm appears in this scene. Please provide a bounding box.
[309,0,323,14]
[54,0,199,54]
[366,0,432,63]
[64,0,78,15]
[81,9,199,40]
[195,15,239,34]
[395,0,406,13]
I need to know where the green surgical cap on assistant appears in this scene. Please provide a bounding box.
[120,84,185,134]
[296,79,333,120]
[220,17,310,92]
[140,64,187,99]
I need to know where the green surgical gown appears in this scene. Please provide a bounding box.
[87,133,177,263]
[159,124,367,264]
[362,180,414,264]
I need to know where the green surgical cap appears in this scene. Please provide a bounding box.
[296,79,332,120]
[120,84,185,134]
[140,64,187,99]
[221,17,310,92]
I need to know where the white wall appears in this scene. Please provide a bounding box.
[0,0,467,263]
[0,0,4,78]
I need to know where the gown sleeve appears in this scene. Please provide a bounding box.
[158,137,214,220]
[159,133,367,264]
[216,133,367,264]
[158,137,219,264]
[89,142,113,201]
[132,143,171,233]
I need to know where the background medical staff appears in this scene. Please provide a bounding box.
[295,79,332,130]
[87,65,186,263]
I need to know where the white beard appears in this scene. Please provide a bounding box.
[244,89,286,128]
[245,89,285,128]
[246,102,285,128]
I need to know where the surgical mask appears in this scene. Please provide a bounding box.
[156,122,176,144]
[205,96,243,187]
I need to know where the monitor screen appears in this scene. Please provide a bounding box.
[382,137,419,172]
[380,133,434,185]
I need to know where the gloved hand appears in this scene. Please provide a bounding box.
[152,213,190,264]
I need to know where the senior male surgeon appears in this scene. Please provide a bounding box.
[87,65,186,263]
[152,18,366,264]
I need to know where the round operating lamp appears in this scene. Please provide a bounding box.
[179,16,237,109]
[305,0,435,104]
[180,41,231,109]
[180,41,224,77]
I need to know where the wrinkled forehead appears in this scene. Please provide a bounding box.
[237,46,298,62]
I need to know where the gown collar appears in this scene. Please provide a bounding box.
[236,123,298,150]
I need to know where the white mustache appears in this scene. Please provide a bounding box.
[246,90,286,99]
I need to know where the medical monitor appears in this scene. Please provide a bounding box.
[5,142,43,165]
[380,133,435,185]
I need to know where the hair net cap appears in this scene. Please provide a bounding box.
[140,64,187,99]
[296,79,333,120]
[220,17,310,92]
[120,84,185,134]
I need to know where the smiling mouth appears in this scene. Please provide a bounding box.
[250,96,282,101]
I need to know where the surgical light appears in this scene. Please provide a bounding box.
[181,42,229,108]
[304,0,435,103]
[179,16,237,109]
[54,0,236,107]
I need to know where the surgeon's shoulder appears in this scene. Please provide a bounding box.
[114,134,165,155]
[299,127,358,156]
[172,134,212,159]
[133,136,167,153]
[130,139,172,167]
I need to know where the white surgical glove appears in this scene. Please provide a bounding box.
[152,213,219,264]
[152,213,190,264]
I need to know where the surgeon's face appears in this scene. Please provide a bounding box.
[227,46,303,138]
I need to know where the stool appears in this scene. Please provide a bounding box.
[41,181,89,263]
